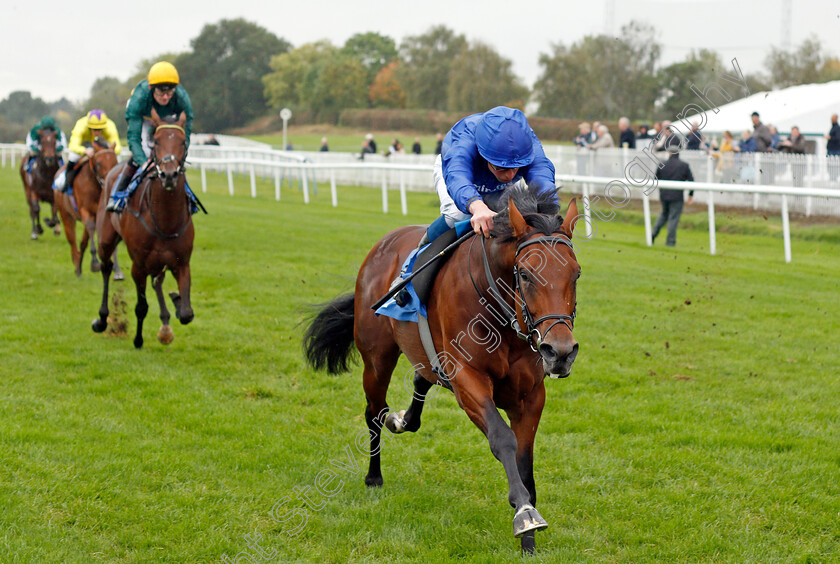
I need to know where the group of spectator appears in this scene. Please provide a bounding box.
[358,132,445,160]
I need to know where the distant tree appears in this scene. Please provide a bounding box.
[177,19,291,131]
[342,32,398,86]
[397,25,467,111]
[301,55,368,123]
[369,61,406,108]
[446,42,528,114]
[534,21,660,120]
[819,57,840,83]
[656,49,724,119]
[263,41,337,112]
[84,77,132,136]
[0,91,50,126]
[765,36,825,88]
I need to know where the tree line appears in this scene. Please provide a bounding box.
[2,18,840,141]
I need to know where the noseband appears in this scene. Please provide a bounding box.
[471,233,577,352]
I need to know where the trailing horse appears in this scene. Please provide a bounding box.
[54,137,124,278]
[20,129,61,239]
[304,186,580,554]
[92,109,194,348]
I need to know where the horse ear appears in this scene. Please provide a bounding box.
[151,107,161,125]
[176,112,186,127]
[561,198,579,235]
[509,197,528,237]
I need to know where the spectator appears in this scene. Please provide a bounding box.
[685,121,703,151]
[827,114,840,183]
[654,120,681,152]
[768,125,780,150]
[590,124,614,149]
[387,138,404,156]
[434,132,443,155]
[319,137,329,152]
[738,130,757,153]
[366,133,377,154]
[652,144,694,247]
[411,137,422,154]
[591,121,601,143]
[714,130,737,183]
[205,134,220,146]
[359,140,374,160]
[637,124,652,139]
[574,122,593,149]
[651,121,663,138]
[751,112,772,152]
[618,117,636,149]
[778,126,807,187]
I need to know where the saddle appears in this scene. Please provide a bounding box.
[408,227,460,306]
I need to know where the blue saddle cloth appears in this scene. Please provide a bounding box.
[374,244,430,322]
[374,220,471,322]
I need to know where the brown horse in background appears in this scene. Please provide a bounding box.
[92,109,194,348]
[54,137,124,278]
[20,129,61,239]
[304,187,580,554]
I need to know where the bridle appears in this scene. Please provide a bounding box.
[152,124,187,188]
[470,232,577,352]
[87,148,116,187]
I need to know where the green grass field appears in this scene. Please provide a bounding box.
[1,163,839,563]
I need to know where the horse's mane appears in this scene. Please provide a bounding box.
[490,184,563,241]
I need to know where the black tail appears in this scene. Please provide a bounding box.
[303,293,356,374]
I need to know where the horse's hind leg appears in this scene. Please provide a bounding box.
[92,223,119,333]
[82,216,100,273]
[153,272,173,345]
[360,345,401,487]
[112,252,124,281]
[28,192,42,239]
[168,264,193,325]
[385,370,436,434]
[57,203,81,276]
[92,252,113,333]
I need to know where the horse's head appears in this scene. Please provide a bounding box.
[39,129,58,166]
[150,108,187,190]
[91,137,117,186]
[491,188,580,378]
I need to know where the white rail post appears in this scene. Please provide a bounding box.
[200,162,207,193]
[302,165,310,204]
[249,164,257,198]
[781,194,791,263]
[330,169,337,207]
[227,163,234,196]
[707,190,716,255]
[581,182,592,239]
[399,170,407,215]
[381,172,388,213]
[753,153,760,210]
[1,147,5,167]
[275,167,281,201]
[643,189,652,246]
[805,154,813,217]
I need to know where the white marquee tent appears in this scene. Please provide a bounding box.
[681,80,840,138]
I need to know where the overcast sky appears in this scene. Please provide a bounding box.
[3,0,840,104]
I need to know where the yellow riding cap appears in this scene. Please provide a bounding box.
[148,61,179,86]
[87,109,109,129]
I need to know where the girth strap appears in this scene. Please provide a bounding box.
[417,315,453,391]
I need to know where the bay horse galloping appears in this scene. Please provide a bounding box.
[304,187,580,554]
[92,109,194,348]
[20,129,61,239]
[54,137,124,278]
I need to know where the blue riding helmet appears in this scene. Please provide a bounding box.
[474,106,535,169]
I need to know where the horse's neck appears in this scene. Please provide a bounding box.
[144,177,188,228]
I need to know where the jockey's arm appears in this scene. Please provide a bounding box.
[105,120,122,155]
[68,119,89,157]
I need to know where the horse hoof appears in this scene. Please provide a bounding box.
[36,224,44,234]
[384,410,407,434]
[179,309,194,325]
[114,272,125,281]
[364,474,383,488]
[91,262,101,273]
[31,232,39,240]
[134,336,144,349]
[92,319,107,333]
[157,325,174,345]
[513,505,548,538]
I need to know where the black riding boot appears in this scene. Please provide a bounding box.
[106,161,140,212]
[64,162,79,192]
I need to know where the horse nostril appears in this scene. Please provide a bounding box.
[538,343,559,362]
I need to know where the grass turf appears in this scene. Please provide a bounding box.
[1,162,839,563]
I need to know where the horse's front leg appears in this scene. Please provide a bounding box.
[57,201,81,276]
[168,263,193,325]
[506,384,547,554]
[132,264,149,349]
[456,374,548,539]
[92,253,113,333]
[112,252,124,281]
[153,271,173,345]
[28,190,42,239]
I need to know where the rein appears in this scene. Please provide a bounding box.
[470,233,576,352]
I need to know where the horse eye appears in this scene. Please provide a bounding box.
[519,270,530,283]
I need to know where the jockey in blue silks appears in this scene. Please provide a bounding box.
[424,105,558,244]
